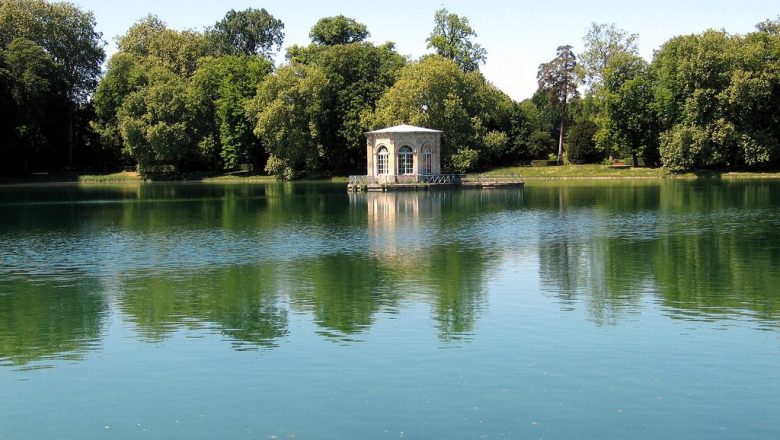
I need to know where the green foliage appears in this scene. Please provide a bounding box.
[248,64,329,179]
[426,8,487,72]
[287,41,406,172]
[596,53,658,166]
[579,23,639,93]
[210,8,284,58]
[309,16,369,46]
[450,148,480,172]
[117,15,212,78]
[566,119,600,164]
[190,55,273,169]
[118,70,199,175]
[0,0,104,174]
[652,29,780,171]
[0,0,104,102]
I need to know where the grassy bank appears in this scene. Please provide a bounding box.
[485,164,780,180]
[6,165,780,186]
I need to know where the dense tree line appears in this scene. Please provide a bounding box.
[2,0,780,178]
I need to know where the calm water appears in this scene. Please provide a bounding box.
[1,180,779,439]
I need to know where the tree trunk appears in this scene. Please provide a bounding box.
[558,118,565,164]
[67,105,74,170]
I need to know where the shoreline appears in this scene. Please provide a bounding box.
[4,166,780,187]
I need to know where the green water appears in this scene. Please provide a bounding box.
[1,181,779,439]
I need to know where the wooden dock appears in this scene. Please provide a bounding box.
[347,174,523,192]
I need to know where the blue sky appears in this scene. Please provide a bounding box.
[72,0,779,100]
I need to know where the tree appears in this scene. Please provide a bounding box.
[92,53,149,164]
[596,53,658,166]
[756,16,780,34]
[190,55,273,170]
[567,119,600,164]
[247,64,330,179]
[1,38,57,173]
[0,0,105,169]
[286,41,406,172]
[118,69,199,175]
[309,16,369,45]
[579,23,639,93]
[426,8,487,72]
[653,29,780,171]
[537,45,579,163]
[210,8,285,59]
[118,15,212,78]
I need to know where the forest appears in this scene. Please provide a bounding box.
[1,0,780,178]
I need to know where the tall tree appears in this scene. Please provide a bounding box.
[0,0,105,169]
[579,23,639,93]
[597,53,658,166]
[247,64,330,179]
[426,8,487,72]
[210,8,284,59]
[309,16,369,46]
[537,45,579,163]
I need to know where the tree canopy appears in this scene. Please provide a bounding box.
[426,8,487,73]
[309,16,370,46]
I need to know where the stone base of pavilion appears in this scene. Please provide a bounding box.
[347,174,524,192]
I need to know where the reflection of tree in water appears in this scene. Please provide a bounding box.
[536,181,780,326]
[421,244,488,340]
[359,190,495,341]
[288,253,402,340]
[117,263,289,349]
[0,277,107,366]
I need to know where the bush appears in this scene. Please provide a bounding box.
[566,120,601,164]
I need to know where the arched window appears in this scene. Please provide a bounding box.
[398,146,414,175]
[377,147,388,175]
[422,145,433,175]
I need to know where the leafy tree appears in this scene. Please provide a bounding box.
[287,41,405,172]
[210,8,285,59]
[92,53,149,164]
[1,38,57,173]
[579,23,639,93]
[653,29,780,171]
[117,15,211,78]
[596,53,658,166]
[0,0,104,169]
[118,69,200,175]
[190,55,273,169]
[426,8,487,72]
[247,64,330,179]
[566,119,600,164]
[537,45,579,163]
[309,16,369,45]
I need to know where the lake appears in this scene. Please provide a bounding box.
[1,180,779,439]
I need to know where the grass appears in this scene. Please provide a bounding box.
[483,164,675,179]
[7,165,780,186]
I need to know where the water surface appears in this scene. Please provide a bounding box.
[1,181,779,439]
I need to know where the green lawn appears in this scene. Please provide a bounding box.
[483,164,670,179]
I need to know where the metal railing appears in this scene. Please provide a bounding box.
[348,173,523,187]
[462,173,525,185]
[348,174,466,186]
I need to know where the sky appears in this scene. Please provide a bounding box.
[71,0,779,101]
